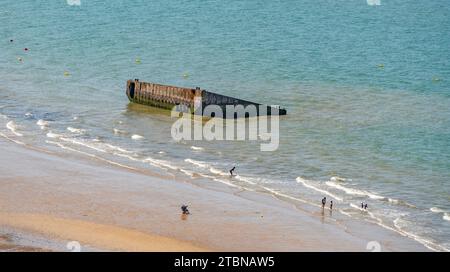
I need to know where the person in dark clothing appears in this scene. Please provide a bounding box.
[181,205,190,215]
[229,166,236,176]
[364,204,368,210]
[321,197,327,208]
[330,200,333,210]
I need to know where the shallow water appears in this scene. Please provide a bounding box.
[0,0,449,251]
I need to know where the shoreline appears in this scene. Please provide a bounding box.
[0,137,429,251]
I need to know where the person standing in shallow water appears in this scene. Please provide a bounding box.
[330,201,333,210]
[229,166,236,177]
[321,197,326,208]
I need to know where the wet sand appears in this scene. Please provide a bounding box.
[0,138,428,251]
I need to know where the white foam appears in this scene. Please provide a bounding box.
[113,128,127,135]
[190,146,204,151]
[430,208,450,222]
[261,185,316,206]
[393,217,449,252]
[0,132,25,145]
[209,167,228,176]
[180,169,195,177]
[6,121,23,137]
[443,213,450,222]
[144,157,178,170]
[339,210,353,217]
[212,178,243,189]
[350,203,367,211]
[199,173,244,190]
[59,137,107,153]
[46,132,62,138]
[234,175,257,185]
[367,0,381,6]
[67,127,86,134]
[330,176,350,182]
[67,0,81,6]
[104,143,133,154]
[131,134,144,140]
[185,158,210,169]
[296,177,343,201]
[325,181,384,200]
[113,152,140,162]
[46,140,137,171]
[25,112,33,117]
[37,119,49,129]
[158,151,165,154]
[430,207,446,213]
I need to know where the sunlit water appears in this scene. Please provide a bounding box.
[1,0,449,251]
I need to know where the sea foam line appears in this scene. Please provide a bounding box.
[393,217,449,252]
[261,185,317,206]
[0,132,25,145]
[6,121,23,137]
[131,134,144,140]
[325,180,383,200]
[296,177,343,201]
[37,119,49,130]
[348,202,448,252]
[444,214,450,222]
[67,127,86,134]
[430,207,446,214]
[430,207,450,222]
[46,140,137,171]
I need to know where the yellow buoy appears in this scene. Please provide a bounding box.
[377,64,384,68]
[432,77,441,82]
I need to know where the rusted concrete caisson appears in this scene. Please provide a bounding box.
[126,79,287,118]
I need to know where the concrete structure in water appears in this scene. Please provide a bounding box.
[126,79,287,118]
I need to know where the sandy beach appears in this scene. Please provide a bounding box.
[0,137,429,252]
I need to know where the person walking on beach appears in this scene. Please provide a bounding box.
[364,203,368,210]
[330,200,333,210]
[229,166,236,177]
[361,202,364,209]
[321,197,326,208]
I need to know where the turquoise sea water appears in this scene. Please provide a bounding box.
[1,0,449,250]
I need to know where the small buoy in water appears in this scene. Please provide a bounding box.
[9,39,13,43]
[432,77,441,82]
[377,64,384,68]
[64,71,70,77]
[135,58,141,64]
[183,73,189,79]
[24,48,29,51]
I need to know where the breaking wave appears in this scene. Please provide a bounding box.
[131,134,144,140]
[6,121,23,137]
[296,177,343,201]
[67,127,86,134]
[37,119,49,129]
